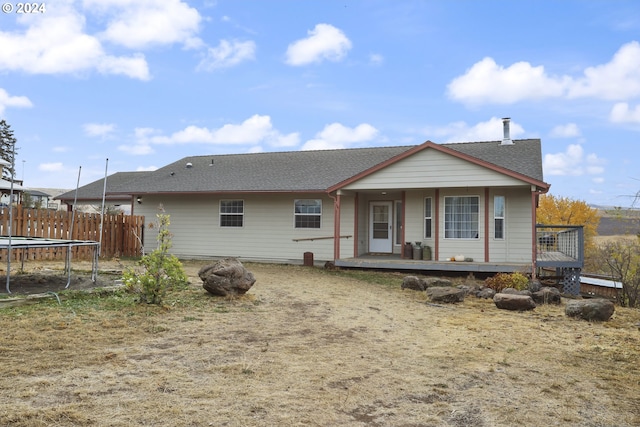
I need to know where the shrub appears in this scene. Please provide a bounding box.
[485,272,529,293]
[123,210,188,305]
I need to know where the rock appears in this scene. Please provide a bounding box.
[426,286,465,303]
[493,293,536,311]
[528,280,542,293]
[457,284,480,296]
[502,288,532,297]
[199,258,256,296]
[532,287,562,305]
[565,299,615,321]
[424,277,453,288]
[477,288,496,299]
[402,276,426,291]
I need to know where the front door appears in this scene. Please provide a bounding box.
[369,201,393,253]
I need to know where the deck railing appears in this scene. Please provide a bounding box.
[536,224,584,268]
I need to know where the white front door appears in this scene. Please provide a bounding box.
[369,201,393,253]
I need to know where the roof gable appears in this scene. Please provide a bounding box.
[329,139,548,192]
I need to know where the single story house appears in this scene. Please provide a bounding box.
[56,120,584,285]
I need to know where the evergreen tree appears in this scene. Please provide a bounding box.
[0,119,18,179]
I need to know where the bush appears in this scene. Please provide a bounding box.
[122,210,188,305]
[485,272,529,293]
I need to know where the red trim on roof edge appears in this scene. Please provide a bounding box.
[326,140,550,193]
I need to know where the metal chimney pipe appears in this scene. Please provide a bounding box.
[502,117,513,145]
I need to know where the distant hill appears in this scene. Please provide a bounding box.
[597,216,640,236]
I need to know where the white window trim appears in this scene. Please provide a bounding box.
[219,199,244,228]
[424,197,432,239]
[494,195,505,240]
[294,199,322,229]
[444,195,480,240]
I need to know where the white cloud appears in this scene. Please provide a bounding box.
[447,58,566,105]
[302,123,379,150]
[592,177,605,184]
[39,162,64,172]
[543,144,606,176]
[0,4,150,80]
[136,165,158,172]
[84,123,116,138]
[118,143,154,155]
[568,41,640,100]
[125,115,298,153]
[197,39,256,71]
[285,24,352,66]
[610,102,640,123]
[423,117,525,143]
[369,53,384,66]
[448,41,640,105]
[84,0,203,49]
[550,123,581,138]
[0,88,33,116]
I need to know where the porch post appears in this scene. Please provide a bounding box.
[484,187,489,262]
[353,192,359,257]
[531,188,538,279]
[434,189,439,261]
[334,192,341,261]
[401,191,406,258]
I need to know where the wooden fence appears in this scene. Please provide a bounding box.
[0,206,144,261]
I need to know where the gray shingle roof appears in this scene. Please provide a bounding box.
[57,139,546,200]
[56,171,147,202]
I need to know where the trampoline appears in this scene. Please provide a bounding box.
[1,236,101,293]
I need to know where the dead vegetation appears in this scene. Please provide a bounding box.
[0,260,639,426]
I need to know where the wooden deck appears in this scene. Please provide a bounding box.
[335,254,530,273]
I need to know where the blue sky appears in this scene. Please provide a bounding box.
[1,0,639,207]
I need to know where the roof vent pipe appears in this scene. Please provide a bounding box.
[501,117,513,145]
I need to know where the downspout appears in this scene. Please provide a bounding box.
[328,191,341,261]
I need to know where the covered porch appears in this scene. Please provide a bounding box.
[335,254,530,274]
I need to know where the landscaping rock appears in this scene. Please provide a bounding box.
[502,288,532,297]
[565,299,615,321]
[401,276,426,291]
[426,286,465,303]
[199,258,256,296]
[532,287,562,305]
[528,280,542,293]
[424,277,453,288]
[477,288,496,299]
[493,293,536,311]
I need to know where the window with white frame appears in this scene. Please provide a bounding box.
[424,197,432,239]
[219,200,244,227]
[294,199,321,228]
[444,196,479,239]
[494,196,505,239]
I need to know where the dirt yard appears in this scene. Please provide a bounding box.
[0,259,639,426]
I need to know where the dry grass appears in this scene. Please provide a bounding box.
[0,260,639,426]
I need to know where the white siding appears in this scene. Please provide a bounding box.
[343,148,527,190]
[396,187,533,263]
[138,193,344,262]
[488,188,532,263]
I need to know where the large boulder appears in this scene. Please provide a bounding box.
[199,258,256,296]
[401,276,426,291]
[426,286,465,303]
[565,299,615,321]
[493,293,536,311]
[424,277,453,288]
[532,287,562,305]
